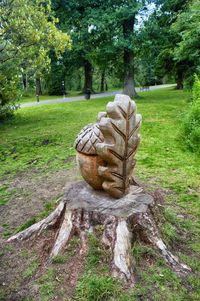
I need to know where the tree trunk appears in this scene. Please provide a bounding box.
[84,60,93,93]
[176,68,184,90]
[8,181,191,285]
[35,76,42,95]
[22,73,28,91]
[105,80,108,91]
[100,69,106,92]
[123,16,137,98]
[77,72,82,91]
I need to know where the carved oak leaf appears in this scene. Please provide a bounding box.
[96,94,142,198]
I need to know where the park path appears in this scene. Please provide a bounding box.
[21,84,175,108]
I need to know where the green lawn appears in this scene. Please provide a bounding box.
[20,90,83,103]
[19,86,123,104]
[0,87,200,300]
[21,94,65,103]
[19,85,170,104]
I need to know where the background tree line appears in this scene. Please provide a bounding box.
[0,0,200,120]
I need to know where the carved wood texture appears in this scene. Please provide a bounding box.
[96,94,142,198]
[8,182,191,281]
[75,123,104,155]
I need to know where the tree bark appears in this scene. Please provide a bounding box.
[176,68,184,90]
[8,181,191,284]
[123,16,137,98]
[77,72,82,91]
[83,60,93,93]
[100,69,106,92]
[35,76,42,95]
[22,73,28,91]
[105,80,108,91]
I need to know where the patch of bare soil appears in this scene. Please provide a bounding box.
[0,165,83,300]
[0,230,86,301]
[0,165,80,231]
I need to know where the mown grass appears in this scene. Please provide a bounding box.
[19,86,122,104]
[1,87,196,178]
[21,94,65,104]
[20,90,83,104]
[0,87,200,300]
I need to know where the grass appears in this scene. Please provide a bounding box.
[22,260,39,279]
[75,273,122,301]
[52,237,80,263]
[0,87,200,300]
[21,94,65,104]
[19,86,123,104]
[1,87,193,178]
[0,185,12,205]
[19,84,171,104]
[37,268,57,300]
[51,254,68,264]
[20,90,83,104]
[15,198,60,233]
[74,233,130,301]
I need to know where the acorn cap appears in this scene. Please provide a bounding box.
[75,123,104,155]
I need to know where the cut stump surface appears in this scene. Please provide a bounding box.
[8,181,191,284]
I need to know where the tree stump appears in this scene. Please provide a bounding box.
[7,181,191,284]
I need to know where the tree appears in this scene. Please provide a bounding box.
[52,1,154,98]
[87,0,149,97]
[90,0,164,97]
[0,0,71,120]
[141,0,191,89]
[172,0,200,87]
[52,0,97,93]
[0,0,70,64]
[122,8,137,96]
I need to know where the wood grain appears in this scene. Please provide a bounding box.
[96,94,142,198]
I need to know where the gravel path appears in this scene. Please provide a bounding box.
[21,84,176,108]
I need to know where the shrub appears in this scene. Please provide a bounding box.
[182,75,200,153]
[0,65,20,121]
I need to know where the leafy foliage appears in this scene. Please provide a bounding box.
[172,0,200,88]
[182,75,200,153]
[52,0,151,96]
[0,0,71,65]
[141,0,198,89]
[172,1,200,70]
[0,0,71,120]
[0,61,21,121]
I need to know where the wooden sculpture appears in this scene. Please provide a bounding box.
[7,94,191,285]
[75,123,105,190]
[75,94,142,198]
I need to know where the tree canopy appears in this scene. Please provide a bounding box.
[1,0,200,120]
[0,0,71,120]
[172,0,200,85]
[0,0,71,65]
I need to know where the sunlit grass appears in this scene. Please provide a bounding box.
[20,90,83,104]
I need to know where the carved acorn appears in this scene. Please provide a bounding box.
[75,123,106,190]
